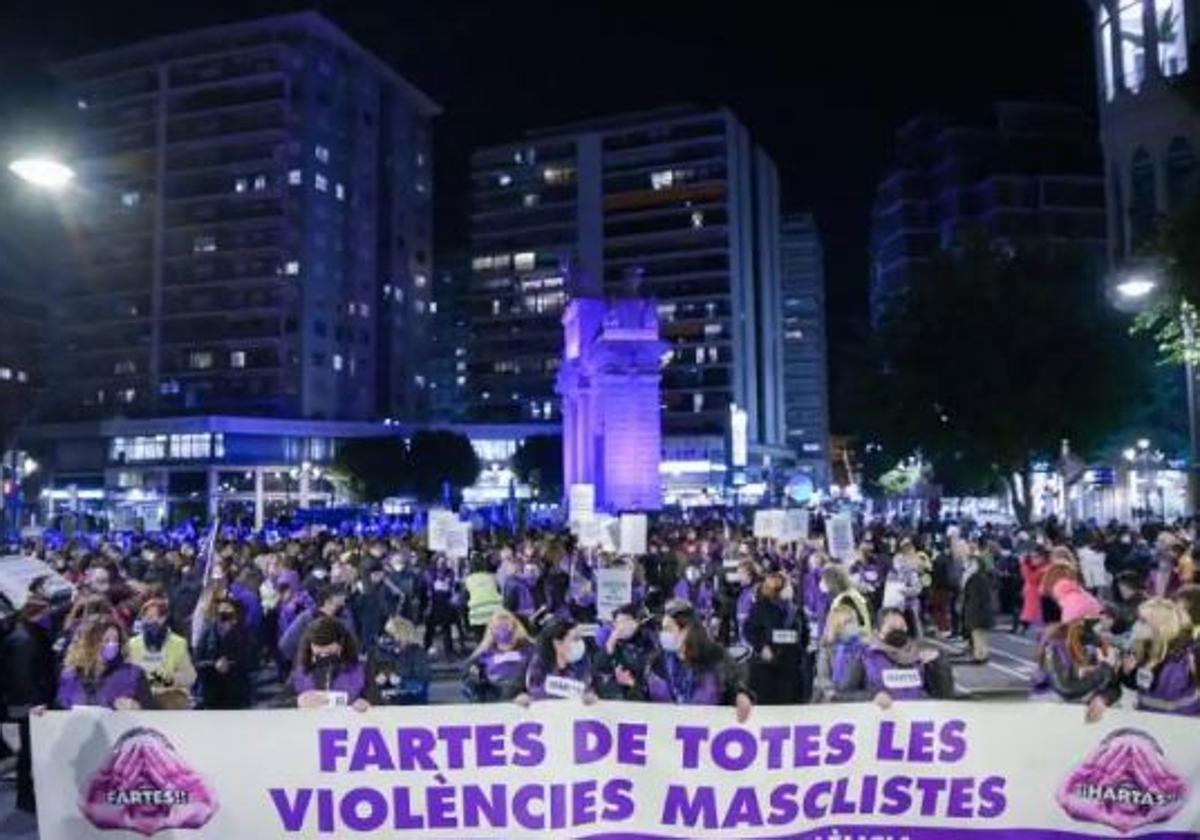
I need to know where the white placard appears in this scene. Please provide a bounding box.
[543,676,586,700]
[618,514,647,556]
[753,509,786,540]
[444,521,471,560]
[595,566,633,620]
[427,509,458,553]
[782,509,810,544]
[568,484,595,524]
[825,513,856,561]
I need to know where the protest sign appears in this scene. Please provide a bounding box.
[825,513,856,561]
[427,510,458,553]
[33,702,1200,839]
[782,509,810,544]
[619,514,647,556]
[444,521,471,560]
[568,484,595,525]
[595,565,633,620]
[752,509,786,540]
[0,555,73,609]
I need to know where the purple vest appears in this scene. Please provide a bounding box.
[291,661,367,701]
[277,593,313,642]
[736,586,756,641]
[481,646,532,687]
[229,582,263,632]
[646,655,722,705]
[673,580,715,617]
[1137,652,1200,716]
[830,637,865,688]
[57,663,144,709]
[505,578,536,617]
[861,647,927,700]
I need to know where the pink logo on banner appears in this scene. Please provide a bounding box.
[1055,728,1188,834]
[79,727,218,836]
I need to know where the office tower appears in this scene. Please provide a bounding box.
[779,214,830,488]
[426,256,471,423]
[466,106,785,456]
[870,103,1106,327]
[49,11,438,422]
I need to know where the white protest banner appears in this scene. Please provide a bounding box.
[427,509,458,553]
[619,514,648,556]
[782,509,810,544]
[577,517,603,549]
[568,483,595,525]
[32,703,1200,839]
[595,565,633,620]
[753,509,786,540]
[825,512,856,561]
[444,521,472,560]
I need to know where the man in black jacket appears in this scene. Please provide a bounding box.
[1,596,59,813]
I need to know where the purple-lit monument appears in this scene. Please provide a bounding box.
[556,292,665,513]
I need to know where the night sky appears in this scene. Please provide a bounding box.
[0,0,1097,424]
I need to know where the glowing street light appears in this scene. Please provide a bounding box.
[1115,276,1158,300]
[8,157,75,190]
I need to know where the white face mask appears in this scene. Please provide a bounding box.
[659,630,681,653]
[566,638,586,664]
[686,567,701,583]
[780,585,795,602]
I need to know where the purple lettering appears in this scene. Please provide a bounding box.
[712,728,757,772]
[316,788,335,833]
[767,783,800,826]
[880,776,912,816]
[317,729,349,772]
[574,720,612,764]
[513,784,545,829]
[722,787,764,829]
[826,723,855,765]
[349,727,395,772]
[761,727,789,769]
[571,780,598,826]
[391,787,425,830]
[947,777,974,818]
[977,776,1008,818]
[476,724,505,768]
[462,784,507,828]
[601,779,635,822]
[426,784,458,829]
[876,721,904,761]
[269,788,312,832]
[438,726,472,770]
[675,726,709,769]
[794,724,821,767]
[910,721,936,762]
[617,723,648,766]
[830,777,856,815]
[940,720,967,763]
[512,723,545,767]
[859,774,878,814]
[550,783,568,831]
[802,781,831,820]
[396,728,438,771]
[915,777,947,816]
[340,788,388,832]
[662,785,718,829]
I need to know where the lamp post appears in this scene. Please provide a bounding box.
[1113,265,1199,524]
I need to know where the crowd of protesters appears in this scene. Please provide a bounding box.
[2,511,1198,814]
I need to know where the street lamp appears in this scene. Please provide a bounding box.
[8,157,75,190]
[1116,275,1158,300]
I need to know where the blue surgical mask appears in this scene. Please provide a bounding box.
[567,639,586,664]
[659,630,681,653]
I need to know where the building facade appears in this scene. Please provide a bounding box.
[48,12,438,423]
[1086,0,1200,260]
[466,107,786,469]
[425,256,471,423]
[779,214,830,488]
[870,103,1107,326]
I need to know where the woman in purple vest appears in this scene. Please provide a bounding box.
[673,565,716,623]
[516,618,598,705]
[640,600,754,722]
[289,616,372,711]
[55,617,156,710]
[733,560,761,645]
[503,561,542,628]
[1091,598,1199,720]
[463,609,535,702]
[833,607,953,708]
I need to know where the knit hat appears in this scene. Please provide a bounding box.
[1053,578,1103,624]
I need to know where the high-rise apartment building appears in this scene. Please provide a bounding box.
[870,103,1107,327]
[48,12,438,422]
[466,106,785,454]
[779,214,830,488]
[1086,0,1199,260]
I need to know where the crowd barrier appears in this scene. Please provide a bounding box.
[33,701,1200,839]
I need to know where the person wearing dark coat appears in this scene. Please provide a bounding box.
[961,554,996,663]
[352,560,394,655]
[743,573,808,704]
[194,597,256,709]
[0,597,59,813]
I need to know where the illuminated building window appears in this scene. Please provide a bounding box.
[253,175,267,191]
[189,351,214,370]
[336,183,345,201]
[360,302,371,317]
[414,300,426,314]
[288,169,302,185]
[543,401,552,418]
[114,360,137,375]
[284,260,300,276]
[230,351,246,369]
[523,193,540,207]
[333,354,344,372]
[693,393,705,413]
[492,299,501,315]
[514,252,536,271]
[497,172,512,187]
[707,346,718,363]
[691,210,705,229]
[121,191,140,207]
[705,323,722,336]
[0,367,10,380]
[429,301,438,314]
[456,375,466,386]
[657,303,677,322]
[785,329,805,340]
[315,173,328,192]
[315,145,330,163]
[1099,6,1115,101]
[695,347,704,364]
[234,178,248,193]
[117,388,136,404]
[414,273,428,288]
[542,166,574,184]
[1120,0,1146,93]
[160,379,179,395]
[1157,0,1188,76]
[193,235,217,254]
[651,170,675,190]
[415,375,426,388]
[16,371,27,383]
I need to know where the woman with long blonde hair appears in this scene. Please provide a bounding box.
[462,609,534,702]
[56,618,155,710]
[1092,598,1199,719]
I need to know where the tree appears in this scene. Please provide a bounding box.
[868,234,1147,525]
[512,434,563,500]
[404,430,481,503]
[330,437,409,503]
